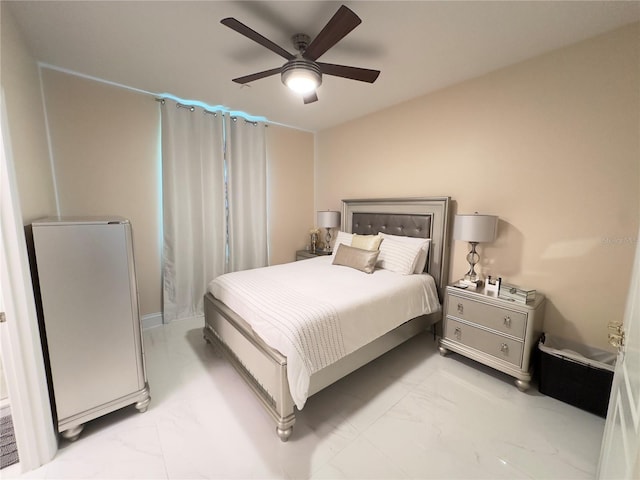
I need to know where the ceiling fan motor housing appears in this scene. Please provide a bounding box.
[291,33,311,53]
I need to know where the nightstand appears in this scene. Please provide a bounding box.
[295,250,332,261]
[439,285,545,391]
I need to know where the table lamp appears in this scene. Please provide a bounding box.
[317,211,341,252]
[453,213,498,285]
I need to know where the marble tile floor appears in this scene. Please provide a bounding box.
[9,316,605,479]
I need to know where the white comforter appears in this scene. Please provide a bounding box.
[209,256,440,409]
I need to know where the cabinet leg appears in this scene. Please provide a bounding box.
[515,379,530,392]
[135,393,151,413]
[60,424,84,442]
[438,345,450,357]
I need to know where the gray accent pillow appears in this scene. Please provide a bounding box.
[332,244,380,274]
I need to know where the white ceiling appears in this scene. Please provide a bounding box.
[6,1,640,132]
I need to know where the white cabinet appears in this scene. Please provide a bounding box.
[439,285,545,390]
[31,217,150,441]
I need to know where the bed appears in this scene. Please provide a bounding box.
[203,197,451,441]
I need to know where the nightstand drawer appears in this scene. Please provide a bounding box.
[446,294,527,339]
[444,318,524,367]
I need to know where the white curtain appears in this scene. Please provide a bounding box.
[226,117,268,272]
[161,101,226,321]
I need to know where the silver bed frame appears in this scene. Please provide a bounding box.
[203,197,451,441]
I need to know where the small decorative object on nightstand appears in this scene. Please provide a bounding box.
[309,228,320,253]
[296,249,332,261]
[484,275,501,296]
[439,284,545,391]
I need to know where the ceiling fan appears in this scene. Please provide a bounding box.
[221,4,380,104]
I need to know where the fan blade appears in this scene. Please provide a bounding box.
[317,62,380,83]
[221,18,294,61]
[232,67,282,84]
[303,92,318,104]
[303,5,361,61]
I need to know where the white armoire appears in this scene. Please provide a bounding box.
[31,217,150,441]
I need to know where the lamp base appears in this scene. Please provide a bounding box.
[461,241,484,287]
[324,228,332,252]
[463,275,484,286]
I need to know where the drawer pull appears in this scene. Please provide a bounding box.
[457,303,464,314]
[454,327,462,340]
[503,316,511,327]
[500,343,509,354]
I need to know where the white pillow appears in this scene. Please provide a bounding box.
[379,233,431,273]
[331,231,353,256]
[413,241,431,273]
[377,235,425,275]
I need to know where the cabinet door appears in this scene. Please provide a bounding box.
[34,224,141,420]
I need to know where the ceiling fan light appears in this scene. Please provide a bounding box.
[285,72,318,94]
[281,60,322,94]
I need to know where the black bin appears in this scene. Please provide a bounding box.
[538,334,616,418]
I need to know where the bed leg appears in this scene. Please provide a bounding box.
[277,425,293,442]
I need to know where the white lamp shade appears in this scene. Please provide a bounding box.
[453,214,498,243]
[317,211,340,228]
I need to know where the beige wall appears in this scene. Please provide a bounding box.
[40,69,315,316]
[41,68,162,317]
[316,23,640,351]
[267,125,315,264]
[0,5,57,222]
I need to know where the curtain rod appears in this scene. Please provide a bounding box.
[155,98,263,126]
[38,64,310,131]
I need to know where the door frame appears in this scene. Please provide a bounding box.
[0,89,57,471]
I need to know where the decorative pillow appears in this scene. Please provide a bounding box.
[351,234,383,251]
[379,233,431,273]
[331,231,353,255]
[332,244,380,274]
[376,235,425,275]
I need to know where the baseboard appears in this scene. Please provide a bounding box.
[141,312,163,330]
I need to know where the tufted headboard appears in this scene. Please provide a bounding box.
[342,197,451,298]
[351,213,431,239]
